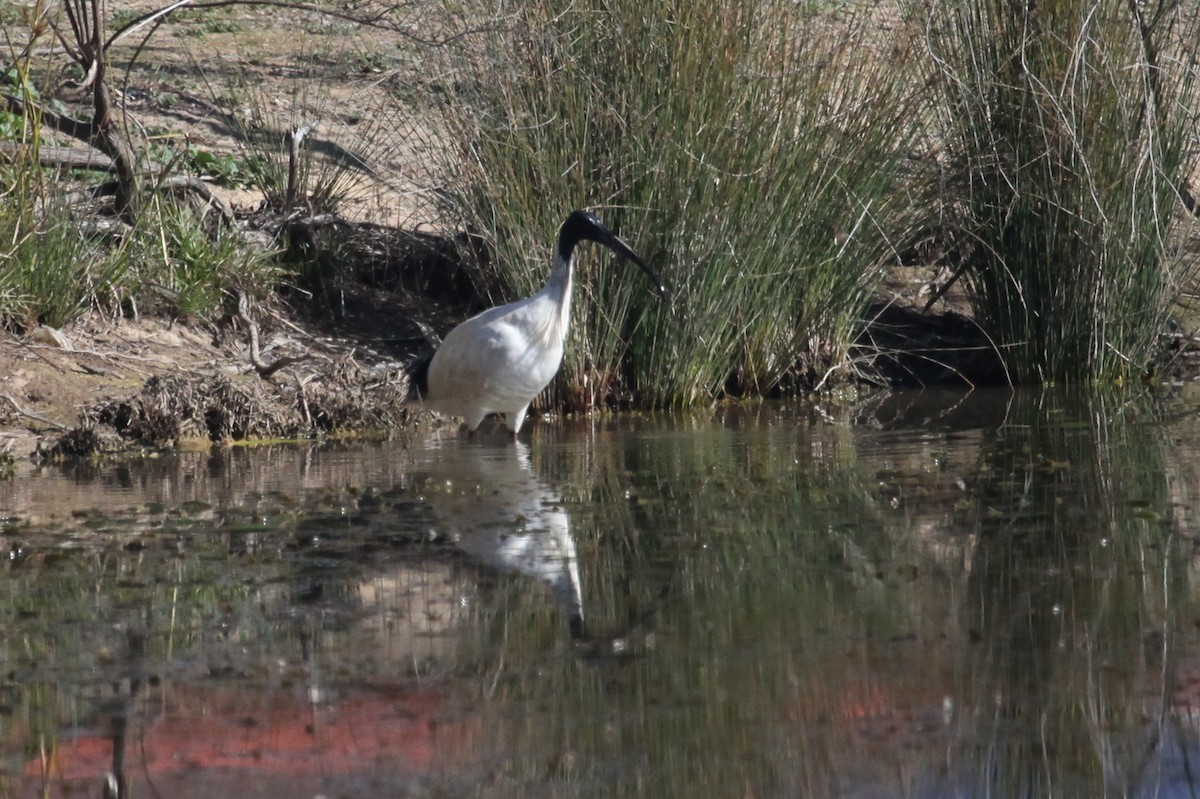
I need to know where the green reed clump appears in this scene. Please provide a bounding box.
[431,0,918,410]
[921,0,1200,383]
[123,199,282,318]
[0,54,128,328]
[0,171,129,329]
[0,154,279,330]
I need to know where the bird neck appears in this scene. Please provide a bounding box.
[541,253,573,334]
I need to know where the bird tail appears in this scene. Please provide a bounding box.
[407,350,433,400]
[405,320,442,402]
[414,319,443,348]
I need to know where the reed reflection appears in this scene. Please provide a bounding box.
[956,389,1196,798]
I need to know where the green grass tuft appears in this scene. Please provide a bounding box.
[0,157,281,329]
[0,190,129,329]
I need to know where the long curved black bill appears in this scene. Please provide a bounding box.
[601,234,667,300]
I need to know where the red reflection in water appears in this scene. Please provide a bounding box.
[26,685,449,791]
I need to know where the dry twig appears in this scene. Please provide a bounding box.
[236,291,310,379]
[3,394,68,431]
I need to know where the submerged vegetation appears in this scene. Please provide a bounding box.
[1,0,1199,430]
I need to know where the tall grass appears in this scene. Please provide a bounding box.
[921,0,1200,382]
[200,64,366,217]
[0,154,280,330]
[0,48,127,328]
[0,151,129,328]
[180,28,443,297]
[431,0,919,410]
[0,151,280,330]
[126,198,282,318]
[0,207,128,329]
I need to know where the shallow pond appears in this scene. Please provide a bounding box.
[3,388,1200,798]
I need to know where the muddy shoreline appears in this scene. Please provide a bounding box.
[4,227,1194,466]
[5,2,1193,466]
[0,292,444,462]
[0,237,997,466]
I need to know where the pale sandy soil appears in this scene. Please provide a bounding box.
[0,317,218,457]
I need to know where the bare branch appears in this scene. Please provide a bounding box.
[3,394,68,432]
[237,291,310,380]
[157,175,237,227]
[0,140,113,171]
[285,122,318,210]
[106,0,193,49]
[1,92,94,141]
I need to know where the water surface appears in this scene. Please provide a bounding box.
[2,388,1199,798]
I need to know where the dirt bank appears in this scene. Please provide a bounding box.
[0,307,432,461]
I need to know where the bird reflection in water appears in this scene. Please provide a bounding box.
[421,439,584,637]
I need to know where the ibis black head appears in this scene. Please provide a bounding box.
[558,210,666,299]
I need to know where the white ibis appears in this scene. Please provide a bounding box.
[411,210,665,436]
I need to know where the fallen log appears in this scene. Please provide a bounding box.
[0,140,114,171]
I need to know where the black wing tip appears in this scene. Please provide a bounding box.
[568,612,586,639]
[409,351,433,399]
